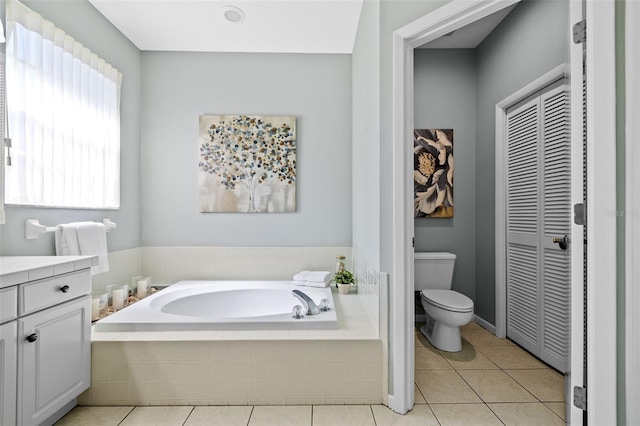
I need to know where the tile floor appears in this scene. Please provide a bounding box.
[57,322,566,425]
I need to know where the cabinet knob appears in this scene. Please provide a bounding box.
[26,333,38,343]
[60,285,70,293]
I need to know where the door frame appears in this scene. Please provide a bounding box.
[626,0,640,423]
[584,0,617,423]
[391,0,618,421]
[391,0,520,414]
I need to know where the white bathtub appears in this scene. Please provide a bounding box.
[94,280,338,331]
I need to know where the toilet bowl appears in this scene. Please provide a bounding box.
[419,289,474,352]
[414,252,474,352]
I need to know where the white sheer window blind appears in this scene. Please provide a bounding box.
[5,0,122,208]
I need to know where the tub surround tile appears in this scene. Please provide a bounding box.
[488,402,566,425]
[87,261,383,407]
[141,246,351,285]
[429,403,503,426]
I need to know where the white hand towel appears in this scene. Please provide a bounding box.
[292,271,332,284]
[55,225,81,257]
[293,271,310,282]
[305,271,332,284]
[293,280,330,288]
[55,222,109,275]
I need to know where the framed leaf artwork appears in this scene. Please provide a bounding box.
[199,115,296,213]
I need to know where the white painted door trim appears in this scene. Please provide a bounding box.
[390,0,520,415]
[585,1,617,423]
[568,1,586,423]
[626,1,640,423]
[494,64,567,340]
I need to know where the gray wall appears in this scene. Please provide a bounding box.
[140,52,352,246]
[378,0,449,277]
[474,0,569,323]
[352,0,381,268]
[414,49,476,300]
[0,0,142,255]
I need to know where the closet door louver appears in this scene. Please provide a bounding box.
[541,86,571,372]
[506,80,570,373]
[506,96,541,356]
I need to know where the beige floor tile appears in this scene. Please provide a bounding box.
[249,405,311,426]
[54,406,134,425]
[460,329,513,347]
[544,402,568,421]
[371,404,439,426]
[415,370,481,403]
[438,339,499,370]
[414,384,427,404]
[415,346,452,370]
[457,370,536,403]
[415,330,433,348]
[312,405,375,426]
[120,406,194,426]
[476,346,547,369]
[184,406,253,426]
[430,403,503,426]
[506,369,566,402]
[461,321,483,330]
[488,402,566,425]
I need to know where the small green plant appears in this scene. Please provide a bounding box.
[334,270,355,286]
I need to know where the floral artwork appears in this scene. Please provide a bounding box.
[199,115,296,213]
[414,129,454,218]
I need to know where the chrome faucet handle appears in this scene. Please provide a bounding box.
[292,289,320,315]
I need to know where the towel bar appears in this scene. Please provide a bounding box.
[25,219,117,240]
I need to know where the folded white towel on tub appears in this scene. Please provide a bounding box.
[293,271,332,284]
[293,280,330,288]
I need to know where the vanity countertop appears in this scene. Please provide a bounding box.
[0,256,98,289]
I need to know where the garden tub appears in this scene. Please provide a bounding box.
[94,280,337,331]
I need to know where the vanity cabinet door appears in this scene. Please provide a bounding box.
[18,295,91,426]
[0,321,17,426]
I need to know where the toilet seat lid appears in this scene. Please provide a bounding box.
[421,290,474,313]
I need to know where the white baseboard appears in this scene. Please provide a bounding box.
[473,315,496,334]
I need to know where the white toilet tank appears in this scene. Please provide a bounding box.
[414,252,456,291]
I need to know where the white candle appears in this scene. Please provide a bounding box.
[112,288,124,310]
[137,279,148,299]
[91,298,100,321]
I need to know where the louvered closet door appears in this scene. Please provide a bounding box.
[506,79,570,373]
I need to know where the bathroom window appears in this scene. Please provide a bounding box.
[4,0,122,209]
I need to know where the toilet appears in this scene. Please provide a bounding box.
[415,252,474,352]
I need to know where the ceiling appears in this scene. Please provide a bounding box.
[87,0,516,54]
[418,4,516,49]
[88,0,364,54]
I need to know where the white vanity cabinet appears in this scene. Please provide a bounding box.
[0,256,96,426]
[1,318,18,426]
